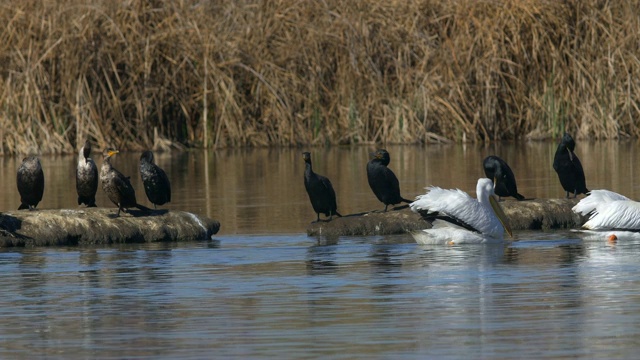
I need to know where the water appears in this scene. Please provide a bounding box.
[2,142,640,358]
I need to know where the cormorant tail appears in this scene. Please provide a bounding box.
[135,203,152,212]
[78,196,97,207]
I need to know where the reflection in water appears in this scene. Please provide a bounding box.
[77,244,179,358]
[306,243,338,276]
[0,142,638,234]
[369,244,404,273]
[17,249,51,345]
[503,241,587,266]
[0,238,639,357]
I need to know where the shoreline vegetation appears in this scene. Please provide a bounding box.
[1,1,639,155]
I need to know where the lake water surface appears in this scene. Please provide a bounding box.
[1,142,640,358]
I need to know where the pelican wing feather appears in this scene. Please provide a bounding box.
[572,189,629,216]
[410,185,501,237]
[582,199,640,230]
[573,189,640,230]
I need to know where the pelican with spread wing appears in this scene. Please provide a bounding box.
[409,178,513,244]
[572,190,640,230]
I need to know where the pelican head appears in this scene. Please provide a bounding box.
[479,178,513,238]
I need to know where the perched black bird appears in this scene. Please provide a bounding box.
[100,148,149,217]
[76,140,99,207]
[303,152,341,222]
[483,155,525,201]
[139,150,171,209]
[553,133,589,198]
[17,156,45,210]
[367,149,411,212]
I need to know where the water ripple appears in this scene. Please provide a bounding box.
[0,235,640,358]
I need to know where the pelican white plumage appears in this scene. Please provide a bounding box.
[409,178,513,244]
[572,189,640,230]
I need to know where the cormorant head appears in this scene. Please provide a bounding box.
[140,150,155,164]
[370,149,391,166]
[561,133,576,152]
[302,152,311,164]
[103,148,119,159]
[482,156,498,178]
[82,140,92,160]
[21,156,41,167]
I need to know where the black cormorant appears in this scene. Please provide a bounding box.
[553,133,588,198]
[100,148,149,217]
[483,155,525,201]
[303,152,342,222]
[139,150,171,209]
[76,140,99,207]
[17,156,45,210]
[367,149,411,212]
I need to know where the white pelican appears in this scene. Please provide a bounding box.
[572,189,640,230]
[409,178,513,244]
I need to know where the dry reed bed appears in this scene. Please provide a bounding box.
[0,0,639,154]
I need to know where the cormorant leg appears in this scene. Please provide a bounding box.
[383,204,389,212]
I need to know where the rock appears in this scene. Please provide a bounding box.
[0,208,220,247]
[307,207,426,237]
[307,198,585,237]
[501,198,583,231]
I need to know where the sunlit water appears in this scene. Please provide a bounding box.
[1,142,640,358]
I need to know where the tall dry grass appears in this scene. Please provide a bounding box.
[0,0,639,154]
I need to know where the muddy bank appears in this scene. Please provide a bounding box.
[0,208,220,247]
[307,198,583,237]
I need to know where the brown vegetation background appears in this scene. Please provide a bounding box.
[1,0,639,154]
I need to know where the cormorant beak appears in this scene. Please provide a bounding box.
[489,194,513,238]
[107,149,119,157]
